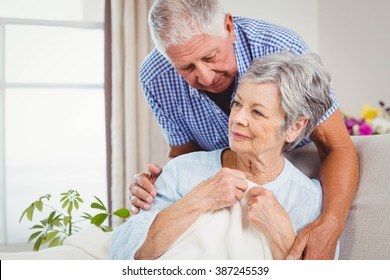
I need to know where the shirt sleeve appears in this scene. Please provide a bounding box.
[143,83,192,146]
[110,162,181,259]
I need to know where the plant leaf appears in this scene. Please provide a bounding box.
[67,201,73,214]
[93,196,105,206]
[90,213,107,226]
[41,231,58,245]
[39,194,51,201]
[62,199,69,209]
[26,205,35,221]
[28,231,42,243]
[113,208,130,218]
[91,202,106,211]
[100,225,113,232]
[34,200,43,211]
[30,225,45,229]
[63,216,70,226]
[48,236,62,248]
[81,212,93,220]
[19,203,34,223]
[74,199,79,210]
[33,236,43,251]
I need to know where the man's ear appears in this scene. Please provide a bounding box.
[224,13,236,43]
[285,117,308,143]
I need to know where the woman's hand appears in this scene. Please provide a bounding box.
[129,163,161,214]
[188,168,248,211]
[135,168,248,259]
[247,186,296,259]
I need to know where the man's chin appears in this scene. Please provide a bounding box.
[205,83,232,94]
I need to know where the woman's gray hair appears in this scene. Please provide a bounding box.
[148,0,227,54]
[239,52,333,153]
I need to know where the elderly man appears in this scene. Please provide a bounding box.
[129,0,358,260]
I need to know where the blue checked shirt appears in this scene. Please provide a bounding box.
[140,17,339,151]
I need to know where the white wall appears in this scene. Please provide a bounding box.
[319,0,390,116]
[220,0,390,116]
[219,0,320,53]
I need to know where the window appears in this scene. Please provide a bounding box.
[0,0,106,244]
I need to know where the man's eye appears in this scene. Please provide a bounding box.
[179,64,194,71]
[203,55,216,62]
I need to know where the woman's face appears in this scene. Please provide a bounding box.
[228,81,287,158]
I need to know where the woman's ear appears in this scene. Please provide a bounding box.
[285,117,308,143]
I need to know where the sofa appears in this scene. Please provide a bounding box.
[1,134,389,260]
[287,133,390,259]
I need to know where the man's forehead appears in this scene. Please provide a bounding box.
[167,36,222,62]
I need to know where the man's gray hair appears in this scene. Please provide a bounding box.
[148,0,227,53]
[239,52,333,153]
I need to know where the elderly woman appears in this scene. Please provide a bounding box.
[110,52,333,260]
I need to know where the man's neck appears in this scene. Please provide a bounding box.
[204,81,235,115]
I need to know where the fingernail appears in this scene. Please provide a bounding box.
[130,195,136,202]
[286,255,294,260]
[146,196,153,203]
[143,204,150,210]
[130,206,138,214]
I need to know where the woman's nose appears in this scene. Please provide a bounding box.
[231,108,249,126]
[196,64,215,86]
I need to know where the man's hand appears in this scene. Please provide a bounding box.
[129,163,162,214]
[286,213,342,259]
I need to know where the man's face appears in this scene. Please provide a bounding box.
[166,33,238,94]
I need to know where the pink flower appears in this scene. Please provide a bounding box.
[359,123,373,135]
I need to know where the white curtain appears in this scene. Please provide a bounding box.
[110,0,168,225]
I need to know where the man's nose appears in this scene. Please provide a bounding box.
[196,64,215,86]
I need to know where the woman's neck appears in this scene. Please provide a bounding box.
[221,149,285,185]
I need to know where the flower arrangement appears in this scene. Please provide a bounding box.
[343,101,390,136]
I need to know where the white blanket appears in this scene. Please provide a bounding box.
[159,180,274,260]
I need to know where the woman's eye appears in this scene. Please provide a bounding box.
[253,110,262,116]
[232,100,240,107]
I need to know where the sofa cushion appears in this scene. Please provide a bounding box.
[286,134,390,259]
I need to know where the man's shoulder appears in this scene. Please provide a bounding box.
[233,16,308,51]
[140,48,175,84]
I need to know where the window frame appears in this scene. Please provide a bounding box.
[0,17,104,244]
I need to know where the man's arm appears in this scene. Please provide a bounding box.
[288,109,359,259]
[130,141,203,214]
[168,141,203,159]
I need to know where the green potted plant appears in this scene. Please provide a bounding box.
[19,189,130,251]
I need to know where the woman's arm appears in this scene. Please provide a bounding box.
[134,168,248,259]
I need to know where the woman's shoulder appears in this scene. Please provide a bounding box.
[283,159,322,196]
